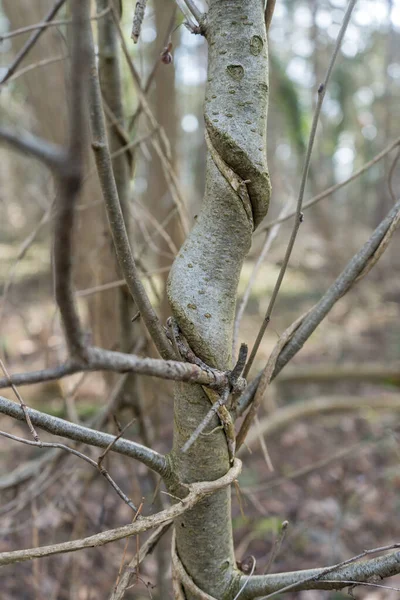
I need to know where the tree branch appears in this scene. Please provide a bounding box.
[0,429,138,514]
[109,523,172,600]
[237,394,400,452]
[244,0,358,378]
[0,347,231,392]
[239,548,400,598]
[258,136,400,234]
[84,8,175,361]
[0,0,67,84]
[0,395,168,477]
[0,459,241,567]
[236,198,400,418]
[277,362,400,386]
[176,0,203,25]
[53,0,91,360]
[0,126,65,170]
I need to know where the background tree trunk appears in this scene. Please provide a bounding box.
[2,0,121,362]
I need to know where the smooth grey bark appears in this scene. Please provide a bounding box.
[167,1,271,597]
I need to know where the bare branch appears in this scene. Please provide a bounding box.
[278,362,400,385]
[175,0,204,26]
[84,10,175,361]
[388,146,400,203]
[110,6,190,234]
[258,136,400,234]
[236,312,306,449]
[0,430,138,513]
[238,394,400,451]
[244,0,358,378]
[53,0,91,360]
[233,200,293,358]
[264,521,289,575]
[0,0,67,84]
[239,546,400,599]
[0,126,65,169]
[110,523,172,600]
[0,395,168,477]
[0,459,241,566]
[236,198,400,418]
[0,7,111,41]
[264,0,277,31]
[0,358,39,441]
[0,346,232,390]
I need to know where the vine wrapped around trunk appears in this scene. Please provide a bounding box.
[167,1,271,597]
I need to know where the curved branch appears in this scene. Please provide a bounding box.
[0,127,65,169]
[0,395,168,477]
[0,459,241,567]
[0,346,231,390]
[244,0,358,377]
[239,549,400,598]
[277,362,400,386]
[0,0,67,84]
[258,136,400,234]
[236,198,400,418]
[238,394,400,452]
[84,9,174,361]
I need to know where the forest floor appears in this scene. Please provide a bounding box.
[1,262,400,599]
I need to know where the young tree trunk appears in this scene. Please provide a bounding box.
[167,2,271,597]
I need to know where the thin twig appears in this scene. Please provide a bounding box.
[0,200,54,333]
[0,430,138,512]
[250,544,400,599]
[233,200,293,358]
[236,198,400,419]
[388,146,400,204]
[110,523,172,600]
[264,521,289,575]
[0,459,241,566]
[110,6,190,233]
[0,126,65,169]
[6,55,69,84]
[0,7,111,41]
[0,0,67,84]
[0,395,168,476]
[179,0,203,25]
[0,358,39,442]
[258,136,400,234]
[236,312,308,448]
[244,0,358,379]
[97,417,136,469]
[264,0,277,31]
[53,0,91,360]
[181,387,230,454]
[85,13,175,360]
[128,7,177,132]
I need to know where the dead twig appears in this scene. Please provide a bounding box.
[0,430,138,513]
[244,0,358,378]
[0,0,67,84]
[131,0,148,43]
[0,460,241,566]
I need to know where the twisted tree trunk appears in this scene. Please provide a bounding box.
[167,2,271,597]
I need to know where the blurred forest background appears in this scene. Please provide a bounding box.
[1,0,400,598]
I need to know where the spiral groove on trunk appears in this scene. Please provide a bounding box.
[167,1,271,597]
